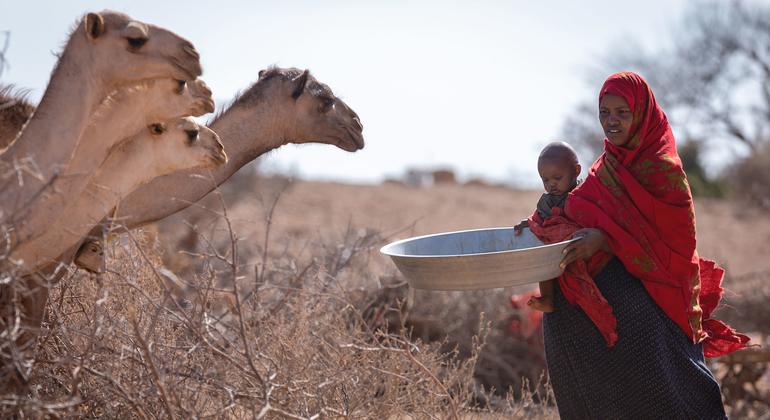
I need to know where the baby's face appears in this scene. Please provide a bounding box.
[538,160,577,196]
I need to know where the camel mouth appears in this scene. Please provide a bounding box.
[341,126,364,151]
[172,59,202,81]
[173,65,196,81]
[208,150,228,165]
[337,136,364,152]
[200,98,215,114]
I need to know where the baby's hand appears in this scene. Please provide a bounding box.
[514,219,529,236]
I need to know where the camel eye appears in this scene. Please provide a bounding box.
[319,97,335,113]
[150,123,166,135]
[185,129,199,144]
[127,36,148,49]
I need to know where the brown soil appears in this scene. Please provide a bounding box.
[158,177,770,281]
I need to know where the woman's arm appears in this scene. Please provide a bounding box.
[560,228,611,268]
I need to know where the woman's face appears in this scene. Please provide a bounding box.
[599,93,633,146]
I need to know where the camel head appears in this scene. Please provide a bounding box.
[235,67,364,152]
[78,10,203,85]
[185,79,216,115]
[136,78,215,121]
[74,240,105,274]
[146,117,227,173]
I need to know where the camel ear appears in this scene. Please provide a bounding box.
[85,13,106,40]
[258,69,266,78]
[291,70,310,100]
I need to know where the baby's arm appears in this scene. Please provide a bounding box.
[513,219,529,235]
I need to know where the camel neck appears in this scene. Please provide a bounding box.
[6,39,103,165]
[96,138,149,198]
[209,104,285,176]
[0,35,105,220]
[10,138,142,272]
[9,88,150,244]
[64,89,146,177]
[110,98,294,230]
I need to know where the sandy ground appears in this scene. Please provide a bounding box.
[142,176,770,418]
[157,176,770,281]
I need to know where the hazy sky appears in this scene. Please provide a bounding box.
[1,1,689,186]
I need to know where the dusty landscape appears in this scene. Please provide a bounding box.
[156,173,770,344]
[145,173,770,414]
[8,172,769,418]
[157,173,770,281]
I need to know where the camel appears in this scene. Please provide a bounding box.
[74,239,105,274]
[0,86,34,151]
[113,67,362,227]
[0,10,202,225]
[2,117,225,390]
[9,117,226,273]
[74,67,365,272]
[12,78,214,246]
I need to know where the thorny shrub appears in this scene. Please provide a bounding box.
[727,141,770,209]
[2,179,766,418]
[0,214,558,418]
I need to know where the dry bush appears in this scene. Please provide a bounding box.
[3,177,769,417]
[719,269,770,336]
[0,198,557,418]
[710,269,770,417]
[726,141,770,210]
[358,280,550,402]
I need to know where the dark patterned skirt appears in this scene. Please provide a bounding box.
[543,258,726,420]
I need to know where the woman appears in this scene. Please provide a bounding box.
[544,72,749,419]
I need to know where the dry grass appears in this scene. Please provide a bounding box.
[1,174,769,417]
[0,183,557,418]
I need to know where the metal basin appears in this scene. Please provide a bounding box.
[380,227,577,290]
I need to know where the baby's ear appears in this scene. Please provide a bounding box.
[575,163,582,176]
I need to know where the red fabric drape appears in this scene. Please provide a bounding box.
[528,207,617,346]
[564,71,749,357]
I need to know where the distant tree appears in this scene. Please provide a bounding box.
[561,0,770,200]
[678,139,726,198]
[725,141,770,208]
[661,1,770,154]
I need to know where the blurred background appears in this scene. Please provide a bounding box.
[4,0,766,198]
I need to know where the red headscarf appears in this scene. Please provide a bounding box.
[564,71,749,357]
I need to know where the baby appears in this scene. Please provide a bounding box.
[514,141,581,312]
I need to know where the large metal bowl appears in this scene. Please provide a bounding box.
[379,227,577,291]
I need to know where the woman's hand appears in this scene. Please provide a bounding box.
[560,228,611,269]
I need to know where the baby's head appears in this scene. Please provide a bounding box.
[537,141,581,196]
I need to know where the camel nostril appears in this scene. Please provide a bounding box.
[199,82,212,96]
[182,44,199,60]
[211,146,228,164]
